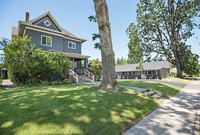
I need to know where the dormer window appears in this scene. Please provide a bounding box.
[68,42,76,49]
[44,20,51,27]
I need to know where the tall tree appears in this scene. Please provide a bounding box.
[137,0,200,78]
[116,57,128,65]
[126,23,143,64]
[93,0,118,89]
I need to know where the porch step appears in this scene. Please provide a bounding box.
[78,75,93,83]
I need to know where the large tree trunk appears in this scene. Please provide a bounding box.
[93,0,118,90]
[175,61,183,78]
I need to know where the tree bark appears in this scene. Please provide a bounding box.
[93,0,118,90]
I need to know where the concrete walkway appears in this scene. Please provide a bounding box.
[124,80,200,135]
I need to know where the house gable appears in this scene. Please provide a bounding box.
[33,17,59,31]
[30,12,63,32]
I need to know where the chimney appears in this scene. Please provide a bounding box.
[25,12,29,22]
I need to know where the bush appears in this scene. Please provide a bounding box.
[88,59,102,81]
[171,72,176,77]
[4,36,71,86]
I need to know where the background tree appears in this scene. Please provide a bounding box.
[93,0,118,89]
[126,23,143,64]
[88,59,102,81]
[116,57,128,65]
[137,0,200,78]
[179,43,199,76]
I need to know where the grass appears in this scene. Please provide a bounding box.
[118,80,181,97]
[0,84,159,135]
[162,77,192,84]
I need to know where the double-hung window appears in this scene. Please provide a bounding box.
[41,35,52,46]
[68,42,76,49]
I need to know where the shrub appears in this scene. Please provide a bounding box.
[171,72,176,77]
[88,59,102,81]
[4,36,71,86]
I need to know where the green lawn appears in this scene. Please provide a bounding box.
[0,84,159,135]
[118,80,181,97]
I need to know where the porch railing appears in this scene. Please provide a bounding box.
[69,69,78,83]
[84,69,95,82]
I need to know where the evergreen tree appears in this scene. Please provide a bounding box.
[126,23,142,64]
[116,57,128,65]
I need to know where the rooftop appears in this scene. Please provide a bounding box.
[115,61,171,72]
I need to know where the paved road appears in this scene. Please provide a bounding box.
[124,80,200,135]
[144,79,187,88]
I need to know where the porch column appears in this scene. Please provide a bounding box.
[72,58,75,71]
[84,59,88,69]
[156,70,158,79]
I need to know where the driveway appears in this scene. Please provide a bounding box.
[123,80,200,135]
[144,79,187,88]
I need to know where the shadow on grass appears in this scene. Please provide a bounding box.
[118,81,181,97]
[0,84,159,135]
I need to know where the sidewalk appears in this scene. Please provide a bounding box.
[124,80,200,135]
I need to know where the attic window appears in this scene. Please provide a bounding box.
[44,20,51,27]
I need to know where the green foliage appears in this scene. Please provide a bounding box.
[88,59,102,81]
[89,16,101,50]
[137,0,200,77]
[116,57,128,65]
[4,36,71,86]
[126,23,143,64]
[92,34,101,49]
[92,33,100,41]
[179,43,199,76]
[0,64,2,86]
[195,64,200,77]
[0,38,10,50]
[171,72,176,77]
[136,59,144,71]
[88,15,97,22]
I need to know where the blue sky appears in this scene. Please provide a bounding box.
[0,0,199,61]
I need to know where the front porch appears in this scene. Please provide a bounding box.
[65,52,89,75]
[66,52,95,83]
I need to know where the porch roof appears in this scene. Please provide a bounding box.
[115,61,171,72]
[65,52,90,59]
[44,49,90,60]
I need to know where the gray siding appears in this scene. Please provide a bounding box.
[36,18,58,31]
[26,29,82,54]
[32,16,59,31]
[64,39,81,54]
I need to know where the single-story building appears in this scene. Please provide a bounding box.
[115,61,171,79]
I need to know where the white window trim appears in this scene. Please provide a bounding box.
[41,35,52,46]
[44,19,51,27]
[35,17,59,31]
[68,41,76,49]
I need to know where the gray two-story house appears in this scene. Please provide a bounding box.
[12,12,95,83]
[12,12,90,77]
